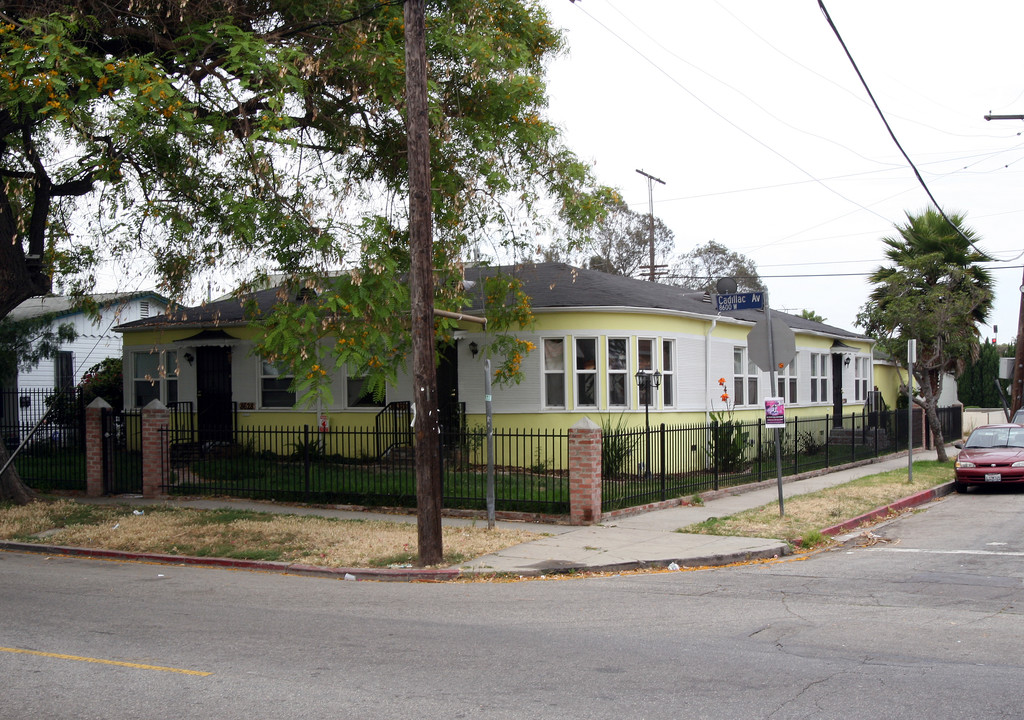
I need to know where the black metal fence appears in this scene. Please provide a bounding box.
[161,423,570,514]
[932,405,963,445]
[601,407,931,513]
[1,388,87,491]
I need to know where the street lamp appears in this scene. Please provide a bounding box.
[635,369,662,478]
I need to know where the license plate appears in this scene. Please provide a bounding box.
[985,473,1002,482]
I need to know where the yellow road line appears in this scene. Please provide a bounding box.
[0,646,212,676]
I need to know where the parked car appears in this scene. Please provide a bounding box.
[953,424,1024,493]
[1012,409,1024,424]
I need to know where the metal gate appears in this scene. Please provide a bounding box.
[101,408,143,495]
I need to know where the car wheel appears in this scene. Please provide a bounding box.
[954,481,968,493]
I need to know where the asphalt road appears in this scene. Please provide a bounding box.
[3,488,1024,719]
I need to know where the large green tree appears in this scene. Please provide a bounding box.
[956,340,1010,408]
[668,240,766,294]
[857,208,993,462]
[541,197,675,278]
[0,0,614,504]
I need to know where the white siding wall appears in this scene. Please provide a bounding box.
[16,298,166,392]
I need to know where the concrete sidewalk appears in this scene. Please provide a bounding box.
[458,448,950,576]
[9,448,950,580]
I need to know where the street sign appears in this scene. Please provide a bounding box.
[747,316,796,371]
[714,292,765,312]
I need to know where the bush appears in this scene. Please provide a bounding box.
[712,420,748,472]
[601,413,636,478]
[80,358,124,410]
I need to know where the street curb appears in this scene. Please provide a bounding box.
[0,541,460,582]
[493,543,793,578]
[820,482,955,537]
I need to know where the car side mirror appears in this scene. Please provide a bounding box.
[953,442,964,449]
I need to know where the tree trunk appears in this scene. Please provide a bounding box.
[0,440,38,505]
[915,367,948,462]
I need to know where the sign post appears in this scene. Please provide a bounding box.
[718,287,794,516]
[765,303,785,516]
[743,297,795,517]
[484,359,495,530]
[908,339,916,484]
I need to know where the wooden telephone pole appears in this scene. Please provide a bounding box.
[635,169,665,281]
[404,0,443,566]
[983,113,1024,417]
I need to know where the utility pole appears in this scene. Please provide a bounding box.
[635,169,665,281]
[1012,272,1024,417]
[404,0,443,566]
[983,113,1024,416]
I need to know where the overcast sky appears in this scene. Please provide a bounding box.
[539,0,1024,340]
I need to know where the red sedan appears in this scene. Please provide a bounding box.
[953,424,1024,493]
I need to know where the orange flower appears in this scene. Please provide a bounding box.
[717,377,726,386]
[721,393,729,402]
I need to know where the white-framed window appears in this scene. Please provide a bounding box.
[607,337,628,407]
[733,347,757,406]
[575,337,598,407]
[133,350,178,407]
[543,338,565,409]
[347,374,384,408]
[260,359,295,408]
[637,338,656,407]
[810,352,829,403]
[854,356,869,402]
[776,356,798,404]
[662,339,675,407]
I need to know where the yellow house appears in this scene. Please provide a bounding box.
[116,263,876,441]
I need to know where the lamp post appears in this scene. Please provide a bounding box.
[635,369,662,478]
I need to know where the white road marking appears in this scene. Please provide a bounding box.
[861,547,1024,557]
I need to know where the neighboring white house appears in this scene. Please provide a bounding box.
[6,292,168,394]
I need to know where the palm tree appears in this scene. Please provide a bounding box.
[859,208,993,461]
[870,208,993,326]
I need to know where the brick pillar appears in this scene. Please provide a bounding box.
[85,398,111,497]
[569,417,602,525]
[142,399,169,498]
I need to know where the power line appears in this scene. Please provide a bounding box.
[566,1,895,226]
[817,0,993,260]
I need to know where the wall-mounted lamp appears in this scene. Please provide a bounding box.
[468,341,479,358]
[184,352,195,367]
[843,356,851,367]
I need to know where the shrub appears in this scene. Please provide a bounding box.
[601,413,636,478]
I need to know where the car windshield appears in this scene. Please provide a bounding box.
[965,428,1024,449]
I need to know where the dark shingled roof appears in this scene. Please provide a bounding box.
[115,287,284,332]
[116,262,865,341]
[464,263,864,339]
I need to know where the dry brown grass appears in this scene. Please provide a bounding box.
[0,500,540,567]
[681,462,952,546]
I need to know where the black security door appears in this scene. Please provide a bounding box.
[832,353,845,428]
[196,346,233,443]
[437,342,459,432]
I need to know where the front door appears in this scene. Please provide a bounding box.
[196,346,233,443]
[437,343,459,433]
[832,353,845,428]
